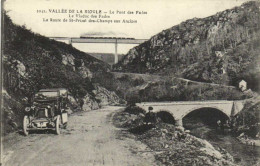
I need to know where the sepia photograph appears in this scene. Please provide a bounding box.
[1,0,260,165]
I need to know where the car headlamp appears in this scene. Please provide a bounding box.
[25,107,31,112]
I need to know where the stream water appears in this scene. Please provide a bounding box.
[183,117,260,166]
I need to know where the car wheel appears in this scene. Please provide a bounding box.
[55,115,61,135]
[23,116,29,136]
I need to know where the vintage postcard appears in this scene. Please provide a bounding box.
[1,0,260,165]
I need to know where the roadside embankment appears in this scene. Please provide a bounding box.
[113,106,236,166]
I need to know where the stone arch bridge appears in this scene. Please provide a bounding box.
[136,100,245,126]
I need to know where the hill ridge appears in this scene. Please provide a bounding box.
[114,1,260,92]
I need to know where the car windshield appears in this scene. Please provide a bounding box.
[35,91,59,99]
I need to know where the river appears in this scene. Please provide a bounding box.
[183,117,260,166]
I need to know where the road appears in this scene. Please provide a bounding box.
[2,106,156,166]
[111,72,236,88]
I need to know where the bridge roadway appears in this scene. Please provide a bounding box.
[136,100,245,126]
[49,37,147,44]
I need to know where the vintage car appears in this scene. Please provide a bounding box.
[23,88,69,135]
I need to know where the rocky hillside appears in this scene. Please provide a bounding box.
[114,1,260,92]
[94,72,252,104]
[2,14,122,134]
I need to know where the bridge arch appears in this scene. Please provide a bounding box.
[182,107,230,127]
[180,106,230,120]
[156,110,176,125]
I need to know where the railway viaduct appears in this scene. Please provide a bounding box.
[49,37,148,64]
[136,100,245,126]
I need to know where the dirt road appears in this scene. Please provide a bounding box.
[2,106,156,166]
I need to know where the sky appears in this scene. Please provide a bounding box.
[4,0,248,54]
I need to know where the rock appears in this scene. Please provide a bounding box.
[78,66,92,79]
[15,60,26,76]
[176,126,185,132]
[62,54,75,66]
[161,129,168,133]
[61,54,75,71]
[82,94,100,111]
[2,88,11,98]
[94,84,122,106]
[185,130,191,133]
[10,121,18,129]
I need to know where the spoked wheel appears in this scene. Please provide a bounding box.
[23,116,29,136]
[55,115,61,135]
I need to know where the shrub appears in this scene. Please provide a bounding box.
[124,106,146,115]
